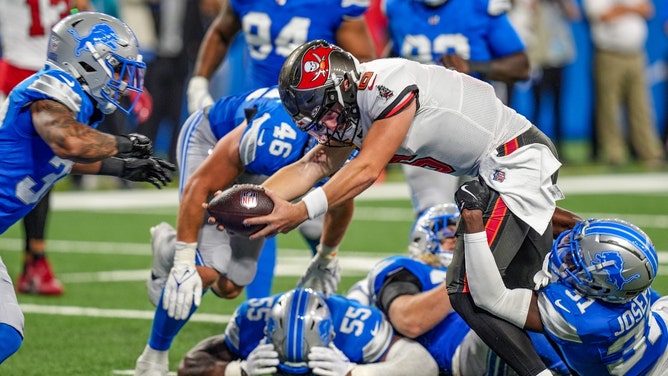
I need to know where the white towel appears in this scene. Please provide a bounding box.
[479,143,564,235]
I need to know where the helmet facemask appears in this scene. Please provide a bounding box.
[279,40,361,147]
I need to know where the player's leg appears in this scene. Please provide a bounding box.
[401,165,460,216]
[17,191,63,295]
[245,236,276,298]
[0,256,24,364]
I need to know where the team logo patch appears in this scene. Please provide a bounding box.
[595,251,641,290]
[240,191,259,209]
[69,23,121,57]
[492,170,506,183]
[297,45,334,89]
[377,85,394,100]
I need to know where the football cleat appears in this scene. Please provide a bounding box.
[147,222,176,306]
[17,257,64,296]
[134,345,168,376]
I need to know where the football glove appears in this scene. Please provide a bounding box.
[297,249,341,296]
[120,157,175,189]
[454,180,490,212]
[308,345,355,376]
[187,76,214,114]
[115,133,153,158]
[241,342,280,376]
[163,241,202,320]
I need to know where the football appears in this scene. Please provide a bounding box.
[206,184,274,236]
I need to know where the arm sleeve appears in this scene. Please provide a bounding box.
[464,232,533,328]
[377,269,422,312]
[350,337,438,376]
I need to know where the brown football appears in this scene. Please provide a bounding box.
[206,184,274,236]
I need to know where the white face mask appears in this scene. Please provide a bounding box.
[416,0,449,6]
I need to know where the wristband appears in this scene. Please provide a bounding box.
[224,360,247,376]
[174,241,197,263]
[114,135,133,154]
[98,157,125,177]
[317,243,339,258]
[302,187,328,220]
[468,61,492,78]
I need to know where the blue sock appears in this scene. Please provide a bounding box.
[0,323,22,364]
[246,236,276,299]
[147,291,201,351]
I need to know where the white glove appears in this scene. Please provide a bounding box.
[241,342,280,376]
[186,76,214,114]
[162,241,202,320]
[308,344,355,376]
[297,248,341,296]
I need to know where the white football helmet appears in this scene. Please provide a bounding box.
[265,288,335,374]
[549,218,658,304]
[408,203,460,267]
[278,40,361,147]
[46,11,145,114]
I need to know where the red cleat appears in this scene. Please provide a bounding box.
[17,258,64,296]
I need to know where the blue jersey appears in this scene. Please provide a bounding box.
[538,284,668,375]
[367,256,468,373]
[230,0,368,89]
[206,86,312,176]
[383,0,524,71]
[367,255,568,375]
[224,293,394,364]
[0,67,102,234]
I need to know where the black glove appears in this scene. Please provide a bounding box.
[121,157,176,189]
[115,133,153,158]
[100,156,175,189]
[454,180,490,212]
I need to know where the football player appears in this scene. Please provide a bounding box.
[134,86,353,375]
[0,0,93,297]
[240,39,564,376]
[382,0,531,218]
[457,179,668,375]
[0,11,174,364]
[177,288,437,376]
[347,204,569,375]
[185,0,377,300]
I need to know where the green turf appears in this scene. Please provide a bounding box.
[2,177,668,374]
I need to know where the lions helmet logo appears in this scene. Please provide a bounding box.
[69,23,124,57]
[594,251,641,290]
[296,45,334,89]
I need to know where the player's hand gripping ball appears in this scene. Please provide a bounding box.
[206,184,274,236]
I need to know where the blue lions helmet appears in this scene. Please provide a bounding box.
[46,11,146,115]
[265,288,335,375]
[408,203,460,267]
[549,218,658,304]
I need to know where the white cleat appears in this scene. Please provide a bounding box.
[147,222,176,306]
[134,345,169,376]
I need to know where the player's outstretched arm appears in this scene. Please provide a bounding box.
[335,17,377,63]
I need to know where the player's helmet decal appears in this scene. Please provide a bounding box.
[297,46,333,89]
[69,24,121,57]
[594,251,641,290]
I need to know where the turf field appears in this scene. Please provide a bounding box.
[2,170,668,375]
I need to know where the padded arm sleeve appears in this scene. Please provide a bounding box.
[464,232,532,328]
[377,269,422,312]
[350,337,438,376]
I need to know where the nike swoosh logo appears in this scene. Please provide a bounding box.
[460,185,477,199]
[62,77,76,87]
[370,321,379,336]
[257,130,266,146]
[554,299,570,313]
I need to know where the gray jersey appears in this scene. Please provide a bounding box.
[0,257,24,337]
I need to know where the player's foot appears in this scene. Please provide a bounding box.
[17,258,64,296]
[134,345,168,376]
[147,222,176,306]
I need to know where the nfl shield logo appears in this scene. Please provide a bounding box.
[240,191,259,209]
[492,170,506,183]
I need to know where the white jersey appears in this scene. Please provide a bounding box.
[352,58,563,233]
[0,0,71,70]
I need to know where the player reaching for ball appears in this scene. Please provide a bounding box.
[134,86,355,375]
